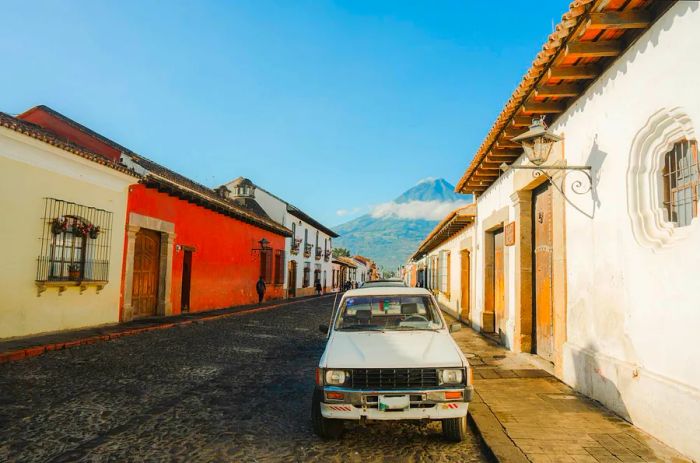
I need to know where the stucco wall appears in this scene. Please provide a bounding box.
[125,185,286,314]
[426,226,475,321]
[548,3,700,458]
[0,128,131,339]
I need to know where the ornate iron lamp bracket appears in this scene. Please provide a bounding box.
[503,164,594,217]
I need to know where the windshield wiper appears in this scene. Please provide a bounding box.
[338,325,382,331]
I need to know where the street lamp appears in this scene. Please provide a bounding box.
[511,116,562,166]
[500,115,593,216]
[252,238,271,252]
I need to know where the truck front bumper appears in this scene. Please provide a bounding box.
[319,386,472,421]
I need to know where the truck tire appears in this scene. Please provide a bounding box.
[311,389,344,439]
[442,415,468,442]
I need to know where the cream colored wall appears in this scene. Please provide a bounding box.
[0,128,132,339]
[429,226,475,321]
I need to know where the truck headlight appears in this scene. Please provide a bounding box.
[439,368,464,385]
[325,369,348,385]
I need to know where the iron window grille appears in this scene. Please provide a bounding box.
[37,198,113,283]
[662,140,699,227]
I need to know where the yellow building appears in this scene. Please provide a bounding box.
[0,112,137,339]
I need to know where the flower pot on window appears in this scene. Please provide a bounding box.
[68,264,81,280]
[89,226,100,239]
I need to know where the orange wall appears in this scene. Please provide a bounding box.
[123,184,285,316]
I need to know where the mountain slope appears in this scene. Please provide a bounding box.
[334,179,471,271]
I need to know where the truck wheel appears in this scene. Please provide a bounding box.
[311,389,344,439]
[442,415,468,442]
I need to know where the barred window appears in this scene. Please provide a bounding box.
[37,199,113,282]
[439,251,450,295]
[662,140,699,227]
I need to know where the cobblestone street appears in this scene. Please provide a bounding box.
[0,296,489,463]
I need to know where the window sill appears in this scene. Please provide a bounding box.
[35,280,108,297]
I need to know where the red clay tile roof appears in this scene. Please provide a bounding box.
[9,105,290,237]
[0,111,140,178]
[411,203,476,260]
[456,0,673,194]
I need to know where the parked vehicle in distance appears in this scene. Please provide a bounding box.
[313,287,472,441]
[359,279,407,288]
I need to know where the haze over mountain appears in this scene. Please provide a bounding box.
[334,178,471,271]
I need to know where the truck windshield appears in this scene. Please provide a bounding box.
[334,295,443,331]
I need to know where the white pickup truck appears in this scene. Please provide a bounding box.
[312,287,473,441]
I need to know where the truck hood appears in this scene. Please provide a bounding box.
[322,330,465,369]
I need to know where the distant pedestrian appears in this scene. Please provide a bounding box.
[315,279,322,296]
[256,276,266,304]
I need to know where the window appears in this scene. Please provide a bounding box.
[439,251,450,295]
[662,140,699,227]
[260,249,273,283]
[37,199,113,283]
[274,250,285,285]
[291,222,296,238]
[303,262,311,287]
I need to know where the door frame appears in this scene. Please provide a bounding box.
[122,212,175,322]
[459,249,470,323]
[287,260,297,298]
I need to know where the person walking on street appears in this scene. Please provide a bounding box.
[256,276,266,304]
[315,279,322,296]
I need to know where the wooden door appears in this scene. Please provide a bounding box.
[494,229,506,335]
[181,250,192,312]
[132,229,160,318]
[287,261,297,297]
[460,249,470,322]
[533,182,554,361]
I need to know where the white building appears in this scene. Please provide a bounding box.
[224,177,338,297]
[410,204,475,321]
[453,1,700,458]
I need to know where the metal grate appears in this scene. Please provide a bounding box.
[662,140,699,227]
[36,198,113,282]
[349,368,439,390]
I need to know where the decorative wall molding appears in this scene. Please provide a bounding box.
[627,107,697,249]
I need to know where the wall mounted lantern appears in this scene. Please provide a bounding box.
[252,238,271,252]
[500,116,593,216]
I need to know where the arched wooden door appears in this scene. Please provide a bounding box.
[132,229,161,318]
[460,249,470,322]
[287,261,297,297]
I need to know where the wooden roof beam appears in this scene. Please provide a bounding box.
[535,84,581,98]
[522,101,565,114]
[504,127,527,138]
[565,40,622,58]
[495,138,521,150]
[547,65,599,80]
[586,11,651,30]
[511,115,533,127]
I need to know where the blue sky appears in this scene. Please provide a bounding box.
[1,1,567,226]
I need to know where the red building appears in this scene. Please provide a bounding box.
[18,106,291,321]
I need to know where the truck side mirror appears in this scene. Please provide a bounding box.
[449,323,461,333]
[319,324,329,334]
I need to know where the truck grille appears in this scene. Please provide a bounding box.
[349,368,439,389]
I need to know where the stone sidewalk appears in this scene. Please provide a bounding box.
[446,315,692,463]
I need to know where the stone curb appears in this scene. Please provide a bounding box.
[468,397,529,463]
[0,294,335,365]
